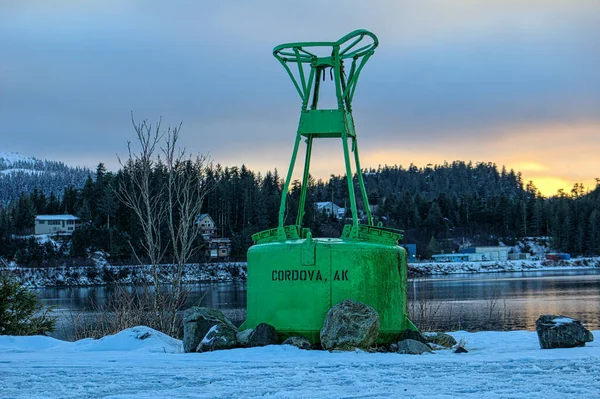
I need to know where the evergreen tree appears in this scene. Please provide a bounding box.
[0,275,56,335]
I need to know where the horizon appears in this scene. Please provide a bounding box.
[1,148,595,198]
[2,1,599,197]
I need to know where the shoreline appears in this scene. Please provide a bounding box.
[408,257,600,276]
[2,258,599,288]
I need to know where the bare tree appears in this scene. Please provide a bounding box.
[116,113,211,336]
[163,125,210,333]
[116,114,167,290]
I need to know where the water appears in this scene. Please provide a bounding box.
[38,282,247,340]
[37,269,600,339]
[407,269,600,331]
[37,281,247,313]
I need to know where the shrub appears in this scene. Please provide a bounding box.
[0,275,56,335]
[69,285,189,340]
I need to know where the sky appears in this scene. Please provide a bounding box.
[1,0,599,196]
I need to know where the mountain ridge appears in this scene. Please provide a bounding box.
[0,151,92,203]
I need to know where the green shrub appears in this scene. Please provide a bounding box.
[0,275,56,336]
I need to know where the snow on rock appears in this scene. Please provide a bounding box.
[199,325,220,346]
[536,315,594,349]
[0,329,598,398]
[552,317,574,325]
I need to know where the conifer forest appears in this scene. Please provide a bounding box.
[1,160,599,267]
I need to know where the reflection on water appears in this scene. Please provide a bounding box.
[37,282,247,313]
[408,269,600,331]
[37,269,600,339]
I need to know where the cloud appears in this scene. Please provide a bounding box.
[0,1,599,197]
[353,121,600,196]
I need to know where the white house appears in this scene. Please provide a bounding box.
[315,201,342,219]
[475,246,510,261]
[196,214,217,240]
[35,215,80,235]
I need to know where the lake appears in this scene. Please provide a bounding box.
[37,268,600,339]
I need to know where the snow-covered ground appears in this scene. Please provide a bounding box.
[1,326,598,398]
[2,262,248,288]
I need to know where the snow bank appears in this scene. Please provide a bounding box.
[0,326,181,354]
[0,328,598,398]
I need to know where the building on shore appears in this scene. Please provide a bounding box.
[34,215,80,235]
[196,213,232,260]
[433,246,511,262]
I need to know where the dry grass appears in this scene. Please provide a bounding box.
[64,285,191,340]
[408,294,514,332]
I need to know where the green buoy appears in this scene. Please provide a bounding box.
[244,30,416,343]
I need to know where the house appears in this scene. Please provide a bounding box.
[473,246,510,261]
[315,201,342,219]
[196,214,217,240]
[35,215,80,235]
[455,246,510,262]
[208,238,232,260]
[195,214,233,259]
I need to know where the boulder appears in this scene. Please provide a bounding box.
[196,323,238,352]
[236,329,253,347]
[248,323,279,347]
[320,299,380,351]
[425,332,457,348]
[395,339,433,354]
[398,329,429,345]
[182,307,238,353]
[282,336,311,350]
[536,315,594,349]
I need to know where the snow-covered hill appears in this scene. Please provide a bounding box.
[0,151,33,165]
[0,151,92,202]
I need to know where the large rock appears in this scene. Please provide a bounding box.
[248,323,279,347]
[536,315,594,349]
[320,299,380,351]
[236,329,253,347]
[282,336,311,350]
[182,307,238,353]
[395,339,433,354]
[398,329,429,345]
[196,323,238,352]
[425,332,457,348]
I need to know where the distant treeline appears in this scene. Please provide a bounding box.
[0,158,91,203]
[1,160,599,267]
